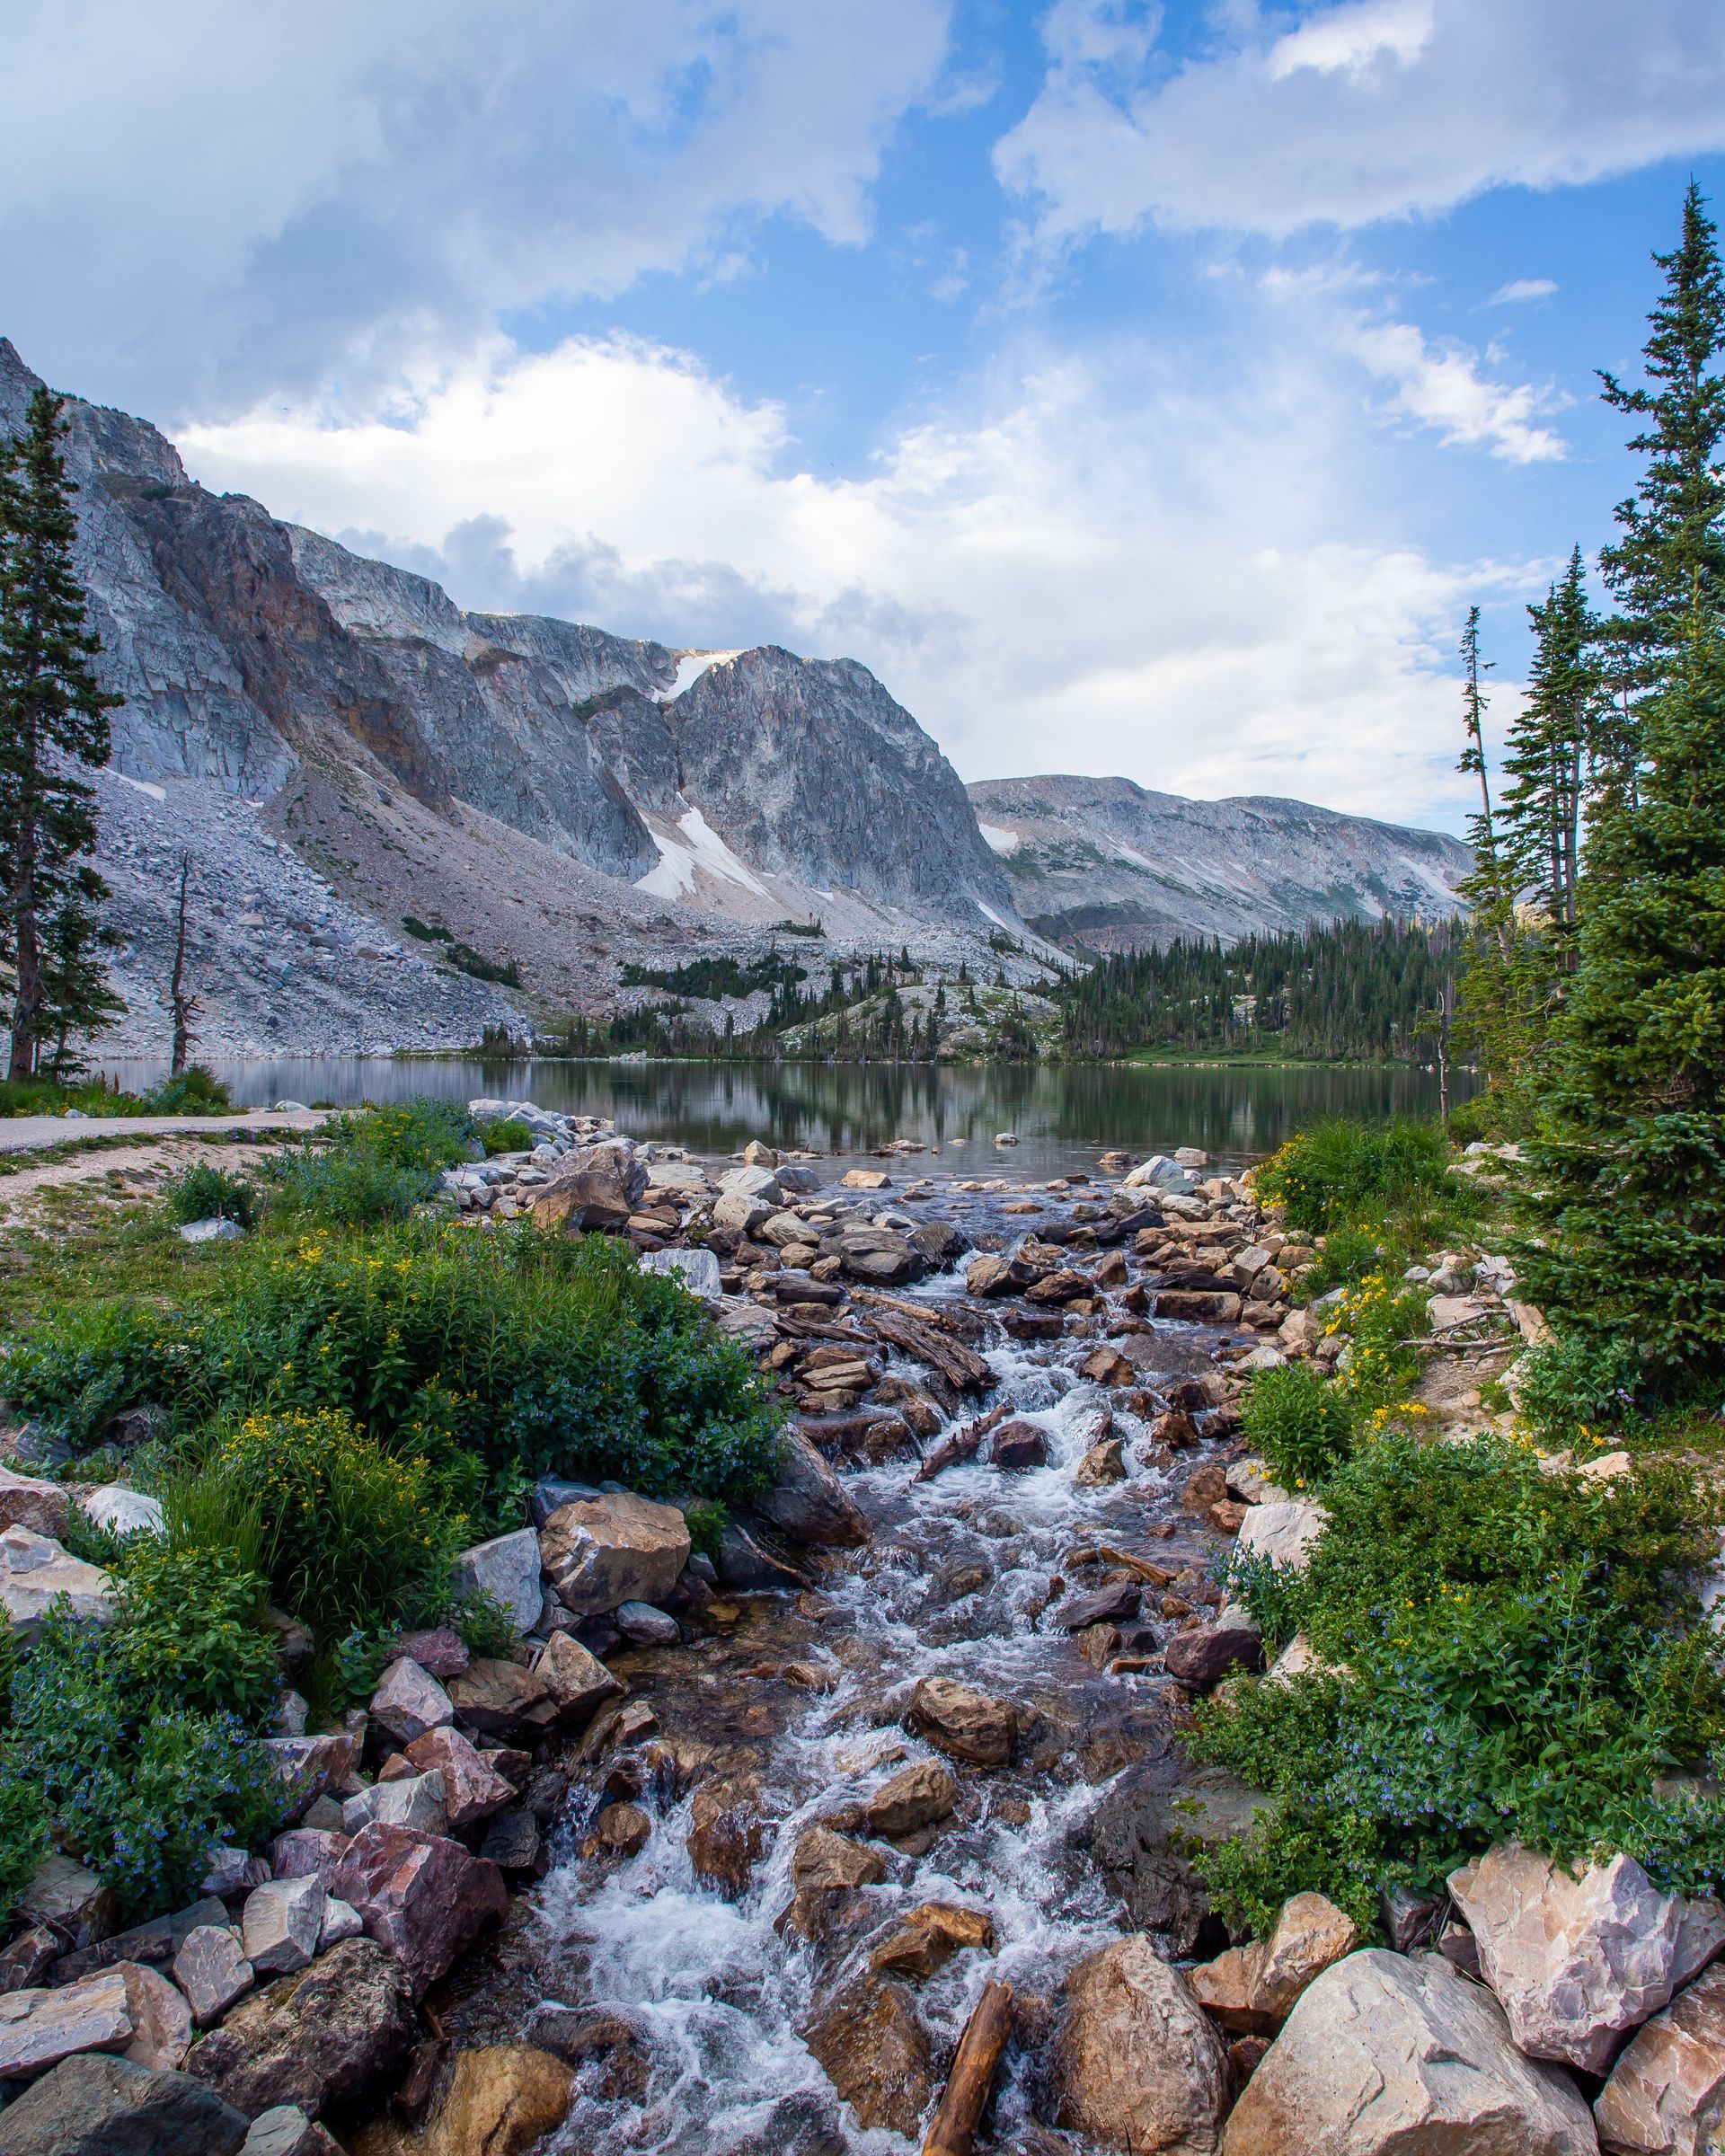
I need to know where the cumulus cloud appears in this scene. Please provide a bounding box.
[996,0,1725,240]
[0,0,953,416]
[1340,318,1568,461]
[178,330,1527,830]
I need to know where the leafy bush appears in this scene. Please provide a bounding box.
[202,1408,471,1635]
[164,1162,260,1230]
[270,1097,475,1226]
[447,1590,521,1660]
[138,1065,234,1115]
[1193,1429,1725,1931]
[1,1609,276,1919]
[110,1540,279,1725]
[1326,1269,1429,1405]
[1514,1332,1643,1446]
[1256,1118,1454,1236]
[1242,1364,1355,1489]
[4,1298,172,1451]
[681,1498,728,1563]
[482,1118,535,1155]
[1298,1224,1384,1298]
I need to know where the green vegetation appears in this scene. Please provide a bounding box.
[164,1162,259,1230]
[0,1063,235,1120]
[1240,1363,1355,1490]
[1253,1118,1455,1236]
[399,915,520,985]
[481,1117,535,1154]
[267,1094,473,1226]
[1055,917,1465,1063]
[620,950,808,1000]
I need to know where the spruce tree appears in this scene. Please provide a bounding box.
[1516,622,1725,1381]
[1597,180,1725,780]
[0,389,121,1078]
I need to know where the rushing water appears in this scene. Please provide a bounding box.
[435,1174,1275,2153]
[102,1054,1468,1180]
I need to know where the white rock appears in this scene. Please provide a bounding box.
[450,1526,543,1635]
[172,1922,253,2026]
[712,1190,772,1234]
[342,1771,449,1839]
[0,1525,114,1637]
[718,1163,782,1205]
[1579,1451,1633,1483]
[79,1485,166,1538]
[368,1657,455,1745]
[1222,1948,1598,2156]
[178,1217,246,1244]
[1234,1499,1328,1573]
[241,1875,326,1976]
[1428,1293,1489,1330]
[1238,1346,1287,1372]
[1595,1960,1725,2155]
[637,1246,723,1302]
[1449,1843,1725,2073]
[318,1895,365,1948]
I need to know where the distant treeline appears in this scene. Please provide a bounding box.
[1055,915,1466,1061]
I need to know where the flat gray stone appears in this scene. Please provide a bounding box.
[172,1925,252,2028]
[240,1878,324,1978]
[449,1526,543,1635]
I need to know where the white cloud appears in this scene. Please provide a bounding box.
[1340,318,1568,461]
[996,0,1725,240]
[178,329,1529,831]
[1489,278,1560,305]
[0,0,952,415]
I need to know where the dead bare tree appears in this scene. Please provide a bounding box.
[167,854,202,1075]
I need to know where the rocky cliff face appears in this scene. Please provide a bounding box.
[969,773,1469,954]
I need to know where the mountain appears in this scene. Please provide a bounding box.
[967,773,1470,955]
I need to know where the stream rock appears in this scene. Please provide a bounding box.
[791,1826,888,1895]
[538,1493,691,1615]
[800,1974,933,2138]
[1221,1949,1598,2155]
[1088,1763,1273,1956]
[686,1780,766,1896]
[1594,1961,1725,2154]
[1055,1933,1227,2155]
[1448,1843,1725,2072]
[330,1825,508,1998]
[861,1761,959,1836]
[1190,1893,1359,2034]
[869,1903,994,1980]
[909,1675,1015,1765]
[0,2054,250,2156]
[533,1630,624,1722]
[750,1430,871,1548]
[186,1940,416,2118]
[1163,1624,1265,1689]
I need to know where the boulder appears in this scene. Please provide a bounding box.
[0,1526,113,1637]
[1164,1625,1266,1689]
[329,1825,509,1997]
[791,1826,888,1895]
[367,1658,454,1747]
[1222,1948,1598,2155]
[1234,1499,1327,1573]
[686,1780,765,1897]
[1087,1763,1273,1956]
[1449,1843,1725,2073]
[403,1727,516,1827]
[386,1627,471,1680]
[119,1964,193,2071]
[49,1895,228,1986]
[449,1528,543,1636]
[721,1164,783,1205]
[0,2054,249,2156]
[829,1228,920,1286]
[341,1772,449,1841]
[537,1493,691,1616]
[241,1880,325,1979]
[712,1190,773,1234]
[445,1657,558,1744]
[173,1926,254,2028]
[911,1219,969,1269]
[1075,1437,1128,1485]
[80,1486,165,1538]
[988,1420,1049,1471]
[18,1855,117,1949]
[317,1900,363,1950]
[0,1958,186,2078]
[1190,1894,1359,2034]
[0,1927,58,1994]
[751,1430,870,1549]
[533,1630,624,1722]
[1055,1933,1228,2155]
[800,1974,933,2138]
[588,1803,651,1859]
[269,1832,349,1895]
[415,2045,575,2156]
[862,1761,959,1837]
[258,1736,358,1827]
[615,1600,680,1646]
[636,1247,723,1302]
[240,2107,344,2156]
[0,1468,69,1539]
[185,1940,416,2118]
[531,1145,647,1232]
[910,1676,1015,1766]
[200,1849,272,1898]
[869,1904,994,1981]
[1594,1960,1725,2155]
[1057,1582,1142,1630]
[965,1253,1015,1297]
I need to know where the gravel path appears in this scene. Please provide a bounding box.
[0,1109,329,1155]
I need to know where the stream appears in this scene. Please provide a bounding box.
[446,1170,1255,2154]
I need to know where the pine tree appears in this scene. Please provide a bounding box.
[1597,180,1725,786]
[1516,622,1725,1381]
[0,389,121,1078]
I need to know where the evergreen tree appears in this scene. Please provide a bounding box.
[1516,623,1725,1381]
[0,389,121,1078]
[1597,181,1725,786]
[1453,608,1535,1082]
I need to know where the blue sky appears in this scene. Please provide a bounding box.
[5,0,1725,833]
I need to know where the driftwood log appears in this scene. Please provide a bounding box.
[912,1402,1013,1481]
[862,1308,995,1394]
[920,1978,1013,2156]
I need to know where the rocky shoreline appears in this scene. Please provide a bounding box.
[0,1105,1690,2155]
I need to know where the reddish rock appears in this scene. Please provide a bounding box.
[330,1826,509,1999]
[404,1727,517,1827]
[686,1781,765,1898]
[534,1631,624,1724]
[385,1627,470,1680]
[1163,1625,1265,1688]
[446,1659,558,1745]
[270,1831,349,1894]
[988,1420,1049,1471]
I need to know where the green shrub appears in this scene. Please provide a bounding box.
[204,1407,471,1635]
[110,1541,279,1726]
[2,1609,277,1920]
[1299,1224,1384,1297]
[1242,1365,1355,1490]
[482,1118,535,1155]
[269,1097,475,1227]
[138,1065,233,1115]
[447,1590,520,1661]
[4,1299,170,1451]
[1193,1429,1725,1930]
[1326,1270,1429,1406]
[1514,1333,1643,1446]
[1256,1118,1454,1235]
[681,1498,728,1563]
[164,1162,260,1230]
